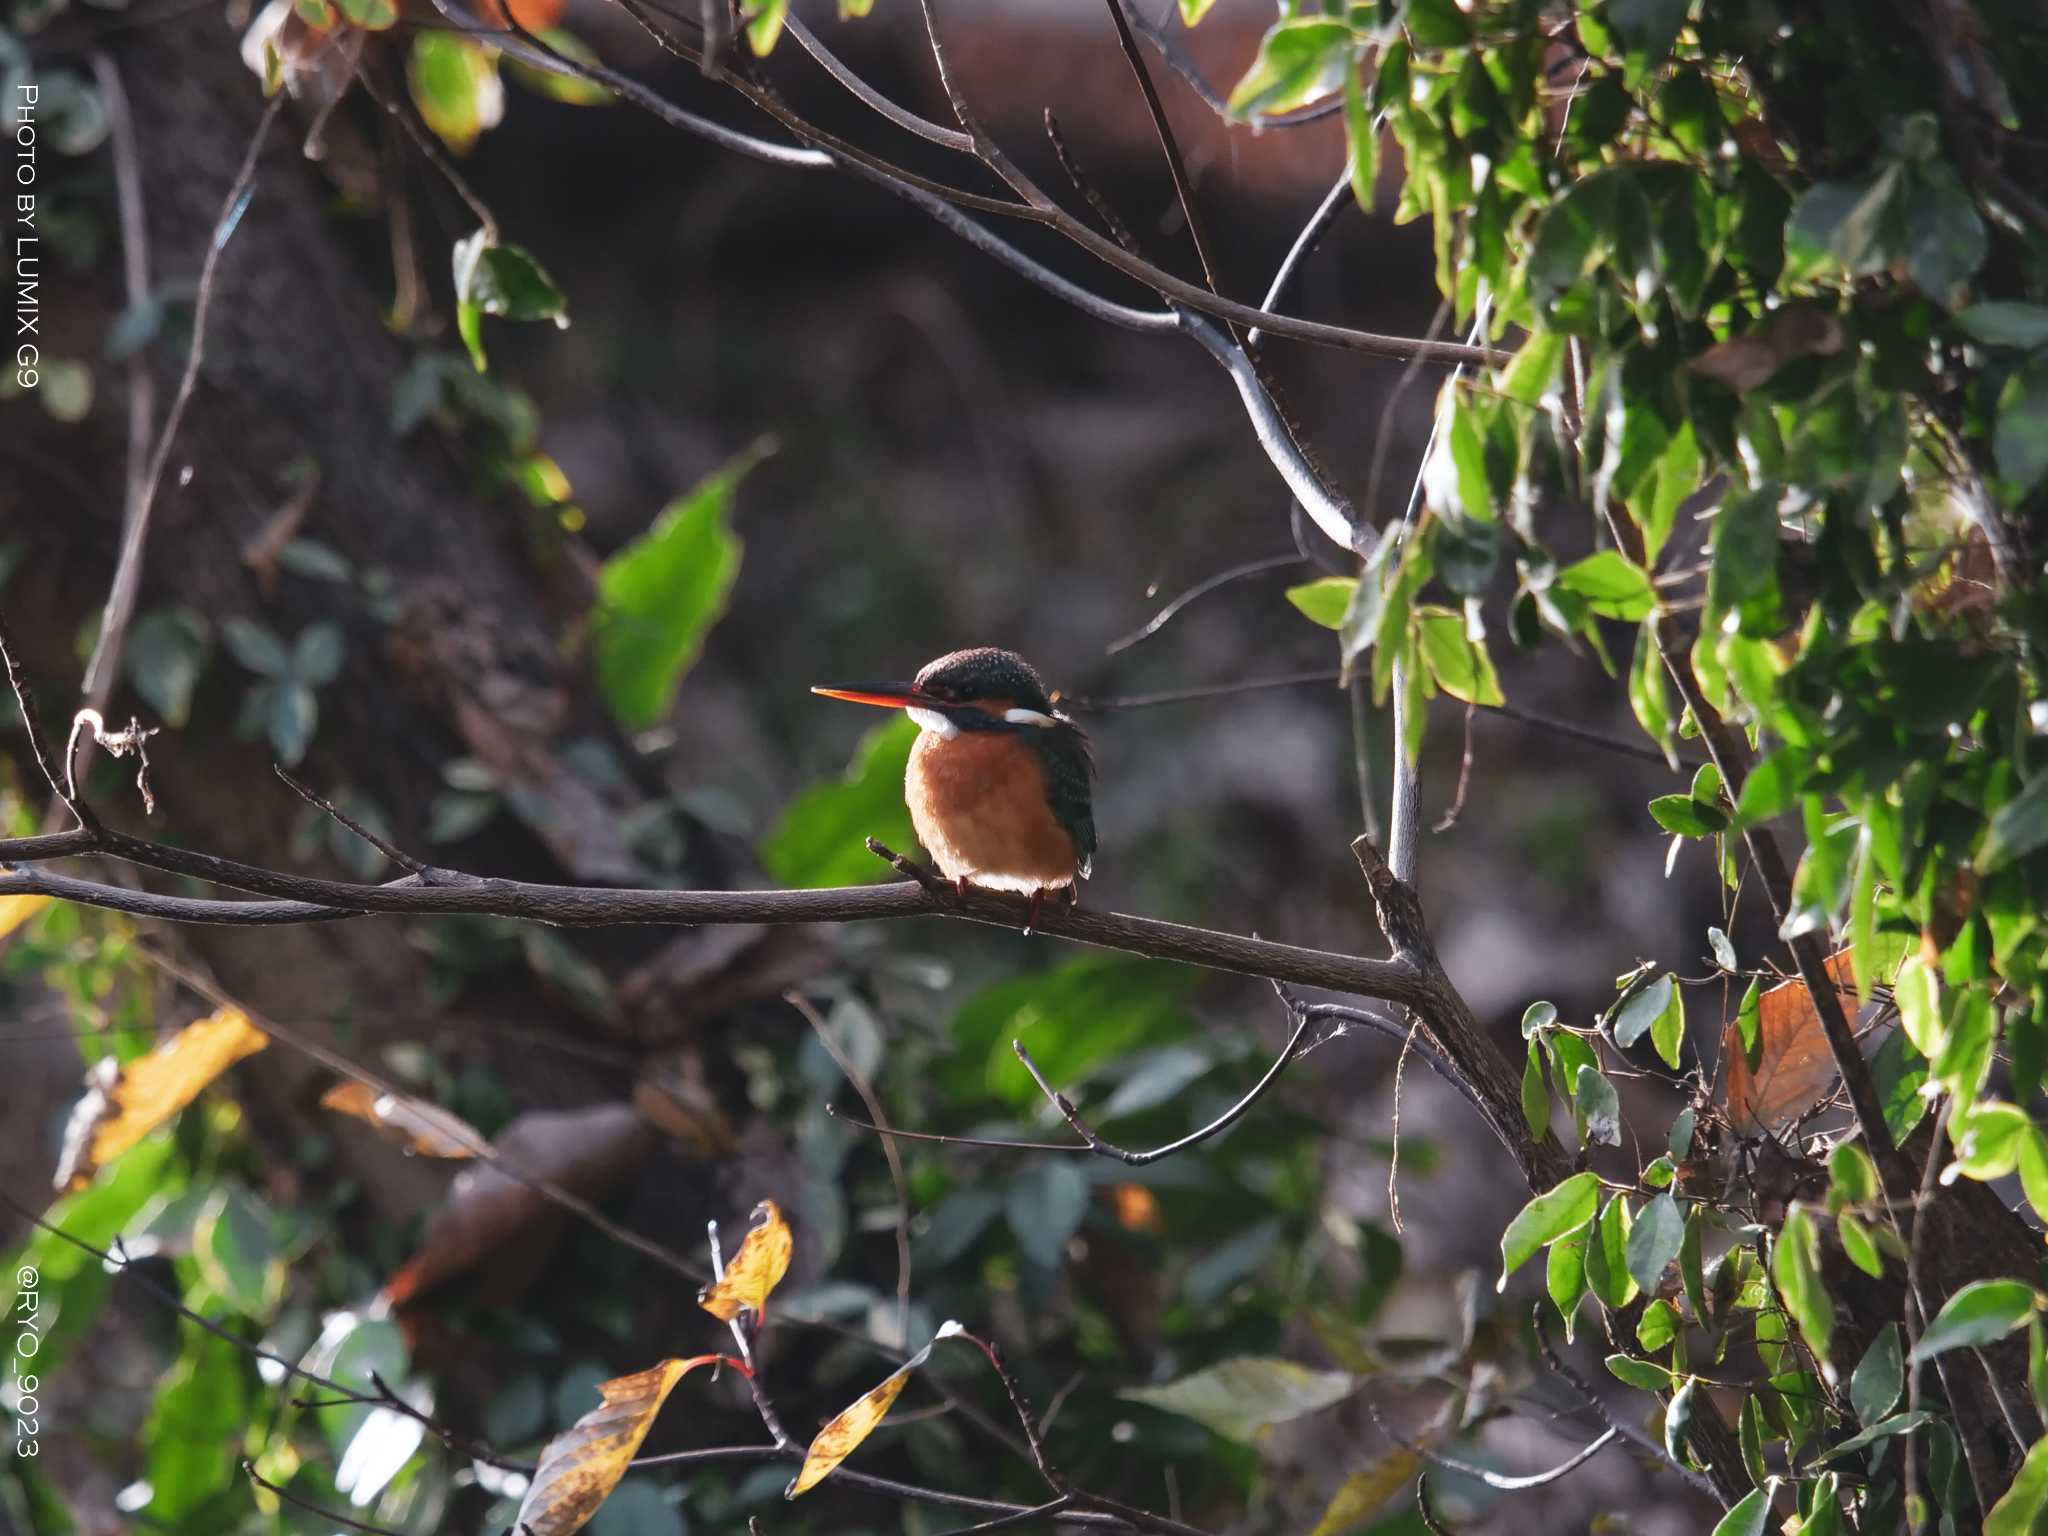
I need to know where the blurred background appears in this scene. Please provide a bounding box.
[0,3,1737,1532]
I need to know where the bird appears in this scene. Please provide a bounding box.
[813,647,1095,929]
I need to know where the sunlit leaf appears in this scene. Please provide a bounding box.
[1497,1171,1598,1291]
[1911,1280,2040,1364]
[1120,1354,1356,1446]
[451,229,569,372]
[1721,950,1857,1135]
[513,1356,722,1535]
[0,891,51,939]
[1286,577,1357,630]
[1308,1450,1418,1536]
[54,1006,268,1191]
[594,445,762,729]
[699,1200,794,1321]
[790,1322,965,1495]
[1773,1203,1833,1367]
[320,1081,482,1158]
[761,714,918,888]
[1225,19,1350,120]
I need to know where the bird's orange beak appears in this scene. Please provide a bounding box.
[811,683,936,710]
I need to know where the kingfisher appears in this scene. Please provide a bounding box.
[813,647,1095,927]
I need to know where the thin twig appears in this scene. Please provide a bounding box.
[1367,1401,1619,1490]
[788,990,912,1346]
[1246,168,1353,350]
[274,766,425,875]
[77,93,282,746]
[1104,554,1304,655]
[1008,1001,1314,1165]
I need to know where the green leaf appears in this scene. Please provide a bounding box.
[1415,606,1504,706]
[1225,19,1351,120]
[125,609,210,728]
[1665,1374,1697,1463]
[1638,1296,1679,1352]
[761,715,918,889]
[2020,1130,2048,1224]
[292,621,345,687]
[1851,1323,1902,1425]
[407,35,499,155]
[1894,955,1945,1058]
[1607,0,1688,86]
[1629,619,1678,770]
[1521,1038,1549,1140]
[1523,1001,1559,1038]
[1178,0,1216,20]
[593,448,758,729]
[1837,1211,1882,1278]
[1872,1027,1930,1143]
[1613,974,1675,1049]
[1812,1410,1937,1464]
[1901,162,1987,305]
[1957,302,2048,350]
[1911,1280,2040,1363]
[1404,0,1470,46]
[1585,1194,1639,1308]
[1576,1065,1622,1148]
[1121,1357,1356,1444]
[1005,1159,1089,1270]
[1556,550,1654,620]
[332,0,396,26]
[1707,484,1782,635]
[143,1327,250,1520]
[1712,1484,1773,1536]
[222,616,290,678]
[1828,1142,1879,1207]
[1497,1171,1600,1291]
[1342,56,1376,212]
[1626,1193,1684,1296]
[1738,1397,1769,1489]
[1994,355,2048,495]
[1649,795,1725,837]
[1773,1203,1833,1366]
[1786,166,1904,278]
[2033,1317,2048,1427]
[451,230,569,372]
[1950,1101,2030,1182]
[267,683,316,767]
[743,0,788,54]
[1605,1353,1672,1391]
[1979,775,2048,873]
[1987,1435,2048,1536]
[193,1186,285,1319]
[1732,747,1802,828]
[1286,576,1358,630]
[1548,1225,1589,1340]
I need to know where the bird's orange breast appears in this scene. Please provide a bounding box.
[907,729,1080,892]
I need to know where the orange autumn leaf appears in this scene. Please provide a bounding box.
[0,892,51,939]
[697,1200,793,1321]
[321,1081,482,1158]
[476,0,567,28]
[512,1355,722,1536]
[1722,951,1857,1136]
[787,1322,964,1498]
[54,1006,268,1190]
[1113,1183,1162,1234]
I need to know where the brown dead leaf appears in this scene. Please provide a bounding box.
[1721,951,1858,1136]
[239,464,319,597]
[1687,307,1844,394]
[697,1200,793,1321]
[512,1355,723,1536]
[320,1081,482,1158]
[631,1052,737,1157]
[54,1007,268,1191]
[786,1323,964,1498]
[385,1103,653,1307]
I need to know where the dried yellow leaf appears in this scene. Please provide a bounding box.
[697,1199,793,1321]
[1308,1449,1419,1536]
[320,1081,482,1158]
[512,1355,719,1536]
[55,1006,268,1190]
[0,893,51,939]
[786,1322,963,1499]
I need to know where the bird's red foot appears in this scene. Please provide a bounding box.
[1023,887,1048,934]
[955,875,972,902]
[1064,882,1080,908]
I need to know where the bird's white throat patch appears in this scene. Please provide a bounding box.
[906,706,959,738]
